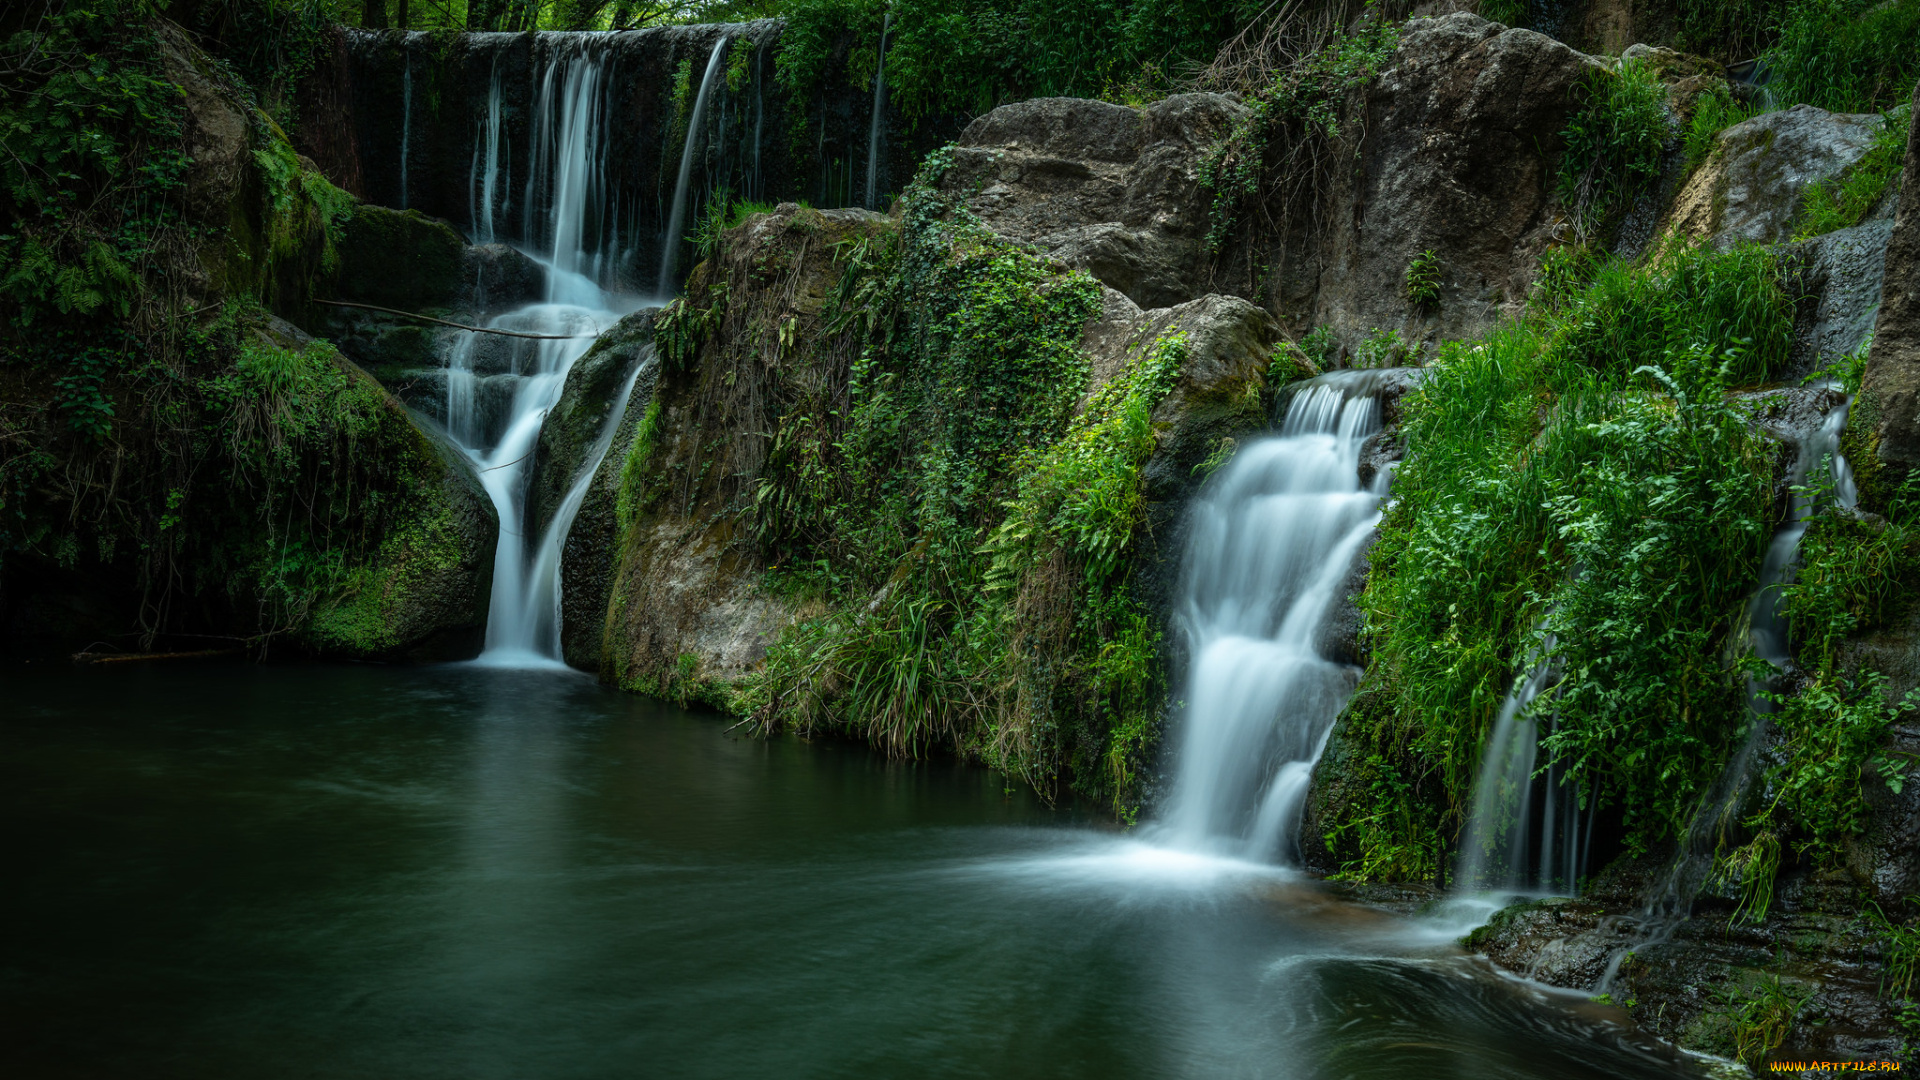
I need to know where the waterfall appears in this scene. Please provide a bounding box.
[1456,637,1592,895]
[1161,370,1396,862]
[751,46,765,202]
[399,44,413,211]
[864,15,890,210]
[470,60,505,243]
[658,37,729,297]
[440,35,650,667]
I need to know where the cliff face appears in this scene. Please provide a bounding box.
[294,22,962,297]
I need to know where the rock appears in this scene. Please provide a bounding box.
[529,309,661,671]
[1864,83,1920,473]
[332,204,468,310]
[599,206,895,701]
[1080,289,1282,632]
[276,362,496,661]
[1785,219,1899,373]
[157,22,250,233]
[939,94,1247,310]
[1665,105,1887,250]
[464,242,546,312]
[1307,13,1607,351]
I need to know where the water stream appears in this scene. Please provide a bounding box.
[658,37,729,296]
[0,662,1719,1079]
[1160,371,1397,862]
[446,37,654,666]
[865,14,890,209]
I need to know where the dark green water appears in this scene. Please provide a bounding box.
[2,663,1708,1079]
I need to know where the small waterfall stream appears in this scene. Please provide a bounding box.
[1456,636,1592,895]
[864,14,890,210]
[399,45,413,210]
[443,36,656,667]
[470,60,505,243]
[1161,371,1397,862]
[658,37,729,296]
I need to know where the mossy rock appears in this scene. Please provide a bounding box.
[333,205,467,310]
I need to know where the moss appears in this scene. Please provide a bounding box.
[332,204,467,310]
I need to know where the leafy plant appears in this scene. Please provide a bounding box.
[1404,248,1441,310]
[1725,973,1812,1067]
[1557,59,1670,242]
[1795,107,1911,239]
[1684,83,1753,170]
[1764,0,1920,114]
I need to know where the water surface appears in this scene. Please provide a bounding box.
[1,663,1708,1079]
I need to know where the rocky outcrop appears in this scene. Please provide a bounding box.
[533,310,660,670]
[1305,14,1606,351]
[1667,106,1890,250]
[1864,84,1920,474]
[938,95,1247,310]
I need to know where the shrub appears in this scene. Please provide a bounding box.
[1557,59,1670,242]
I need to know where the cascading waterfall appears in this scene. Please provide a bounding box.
[1577,391,1857,988]
[399,44,413,210]
[864,14,890,210]
[657,37,729,296]
[470,60,505,243]
[1161,370,1396,862]
[1642,391,1857,916]
[1456,636,1593,895]
[441,35,653,666]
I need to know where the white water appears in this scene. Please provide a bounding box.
[1456,634,1592,896]
[1160,371,1394,862]
[864,15,890,210]
[444,38,651,667]
[658,37,728,296]
[470,60,505,242]
[399,48,413,210]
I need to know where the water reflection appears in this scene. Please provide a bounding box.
[0,663,1708,1079]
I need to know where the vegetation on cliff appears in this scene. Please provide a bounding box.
[1,2,486,653]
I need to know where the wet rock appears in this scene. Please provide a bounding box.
[333,204,468,311]
[1308,13,1606,350]
[530,309,660,671]
[1082,289,1281,628]
[940,94,1247,310]
[1864,83,1920,473]
[1784,219,1899,374]
[1732,384,1848,445]
[464,242,546,312]
[1666,105,1887,250]
[600,206,894,700]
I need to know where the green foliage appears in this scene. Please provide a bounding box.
[1,4,446,651]
[615,395,663,531]
[1723,973,1812,1067]
[1764,0,1920,115]
[1751,670,1914,862]
[1198,15,1403,251]
[674,160,1200,807]
[1795,107,1910,240]
[1684,83,1752,171]
[1339,243,1791,877]
[1404,248,1441,310]
[1868,900,1920,1002]
[1351,327,1415,369]
[1477,0,1528,28]
[1557,59,1670,242]
[774,0,1277,123]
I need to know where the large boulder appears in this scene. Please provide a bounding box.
[938,94,1247,310]
[1666,105,1889,250]
[1307,13,1606,349]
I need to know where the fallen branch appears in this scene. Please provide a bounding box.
[312,299,599,340]
[72,648,246,664]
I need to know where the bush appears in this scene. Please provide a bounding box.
[1557,59,1670,242]
[1765,0,1920,114]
